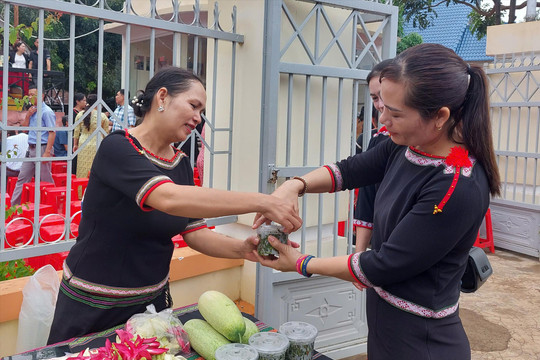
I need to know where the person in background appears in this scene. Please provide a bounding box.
[110,89,136,132]
[353,59,392,252]
[11,85,56,205]
[7,41,31,94]
[256,44,500,360]
[53,115,68,157]
[71,92,87,175]
[73,94,109,178]
[4,131,29,180]
[8,41,30,69]
[28,38,51,72]
[47,67,302,344]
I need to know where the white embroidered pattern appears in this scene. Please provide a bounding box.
[406,148,475,178]
[349,252,458,319]
[353,219,373,229]
[63,262,169,296]
[327,163,343,191]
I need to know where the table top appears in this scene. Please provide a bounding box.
[1,303,332,360]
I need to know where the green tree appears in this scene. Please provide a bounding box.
[396,5,423,54]
[394,0,539,39]
[1,3,123,103]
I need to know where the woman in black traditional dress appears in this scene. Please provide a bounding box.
[256,43,500,360]
[48,67,302,344]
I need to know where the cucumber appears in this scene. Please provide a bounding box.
[198,290,246,342]
[184,319,230,360]
[239,317,259,344]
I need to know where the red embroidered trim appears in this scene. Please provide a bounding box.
[347,253,358,282]
[324,165,336,193]
[181,224,208,235]
[139,179,174,211]
[433,146,470,215]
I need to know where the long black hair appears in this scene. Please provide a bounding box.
[381,43,500,196]
[83,94,98,131]
[132,67,204,119]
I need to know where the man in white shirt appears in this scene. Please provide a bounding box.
[4,132,29,178]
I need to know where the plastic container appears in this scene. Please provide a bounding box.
[248,332,289,360]
[256,223,288,256]
[279,321,318,360]
[215,343,259,360]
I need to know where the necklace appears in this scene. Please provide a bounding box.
[125,130,179,162]
[409,146,446,159]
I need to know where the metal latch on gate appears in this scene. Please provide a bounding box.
[268,164,278,184]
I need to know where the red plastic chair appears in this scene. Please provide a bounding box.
[51,161,68,174]
[41,187,78,214]
[20,203,54,220]
[52,173,76,187]
[72,178,89,200]
[474,208,495,253]
[4,218,34,248]
[5,193,11,208]
[21,182,55,203]
[25,251,68,271]
[7,176,17,196]
[172,234,188,248]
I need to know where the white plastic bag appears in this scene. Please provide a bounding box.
[16,264,60,353]
[125,304,190,354]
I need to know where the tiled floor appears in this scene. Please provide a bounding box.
[340,249,540,360]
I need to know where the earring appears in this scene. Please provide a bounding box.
[436,126,442,131]
[157,104,164,112]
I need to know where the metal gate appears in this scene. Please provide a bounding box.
[1,0,242,261]
[258,1,397,357]
[486,52,540,259]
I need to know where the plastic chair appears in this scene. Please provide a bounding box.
[41,187,78,214]
[72,178,89,200]
[52,173,76,187]
[172,234,188,248]
[7,176,18,196]
[474,208,495,253]
[5,193,11,208]
[51,161,68,174]
[20,203,54,220]
[21,182,55,204]
[4,218,34,248]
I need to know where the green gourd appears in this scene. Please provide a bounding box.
[198,290,246,342]
[239,317,260,344]
[183,319,230,360]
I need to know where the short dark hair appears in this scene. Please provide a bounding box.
[366,59,393,85]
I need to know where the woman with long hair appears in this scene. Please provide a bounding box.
[73,94,109,178]
[256,43,500,360]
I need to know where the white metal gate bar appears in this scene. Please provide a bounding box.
[258,0,397,356]
[1,0,243,261]
[486,53,540,207]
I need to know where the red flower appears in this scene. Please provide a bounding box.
[445,146,472,168]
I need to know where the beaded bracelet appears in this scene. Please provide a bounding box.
[293,176,308,197]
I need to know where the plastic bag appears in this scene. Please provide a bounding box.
[125,304,190,355]
[16,264,60,353]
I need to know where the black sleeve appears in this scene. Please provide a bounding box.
[91,132,173,210]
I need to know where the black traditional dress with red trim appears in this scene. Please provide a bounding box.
[353,127,390,231]
[49,130,207,342]
[326,139,490,318]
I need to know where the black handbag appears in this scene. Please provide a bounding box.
[460,246,493,293]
